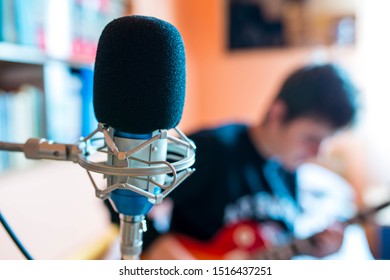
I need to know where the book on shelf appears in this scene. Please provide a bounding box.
[0,85,43,172]
[44,63,97,144]
[79,67,97,137]
[0,0,3,41]
[44,62,82,144]
[1,0,18,44]
[70,0,124,62]
[14,0,46,47]
[0,91,10,171]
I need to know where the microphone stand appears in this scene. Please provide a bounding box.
[119,215,145,260]
[0,123,196,260]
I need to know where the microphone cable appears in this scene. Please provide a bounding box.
[0,211,34,260]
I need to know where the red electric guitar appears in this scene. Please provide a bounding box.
[173,200,390,260]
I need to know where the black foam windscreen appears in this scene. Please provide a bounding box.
[93,16,186,134]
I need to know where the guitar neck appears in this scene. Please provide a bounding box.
[345,200,390,225]
[254,199,390,260]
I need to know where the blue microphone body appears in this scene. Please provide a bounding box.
[109,189,156,217]
[108,131,163,217]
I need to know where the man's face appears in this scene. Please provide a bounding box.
[273,117,335,171]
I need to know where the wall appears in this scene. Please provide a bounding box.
[130,0,355,133]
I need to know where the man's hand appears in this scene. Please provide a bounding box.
[304,222,345,258]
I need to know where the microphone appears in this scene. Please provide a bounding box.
[0,15,196,260]
[92,15,189,260]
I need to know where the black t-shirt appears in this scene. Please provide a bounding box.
[142,123,300,249]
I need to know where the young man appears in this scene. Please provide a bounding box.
[107,63,358,259]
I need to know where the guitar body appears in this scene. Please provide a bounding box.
[174,220,269,259]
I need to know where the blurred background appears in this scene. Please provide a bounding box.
[1,0,390,260]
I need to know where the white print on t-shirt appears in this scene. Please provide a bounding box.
[224,192,299,227]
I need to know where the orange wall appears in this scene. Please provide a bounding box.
[130,0,356,134]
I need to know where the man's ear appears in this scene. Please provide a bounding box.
[267,99,287,126]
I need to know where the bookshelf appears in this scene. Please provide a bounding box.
[0,0,126,173]
[0,0,128,260]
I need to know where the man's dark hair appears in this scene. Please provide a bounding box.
[276,63,358,129]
